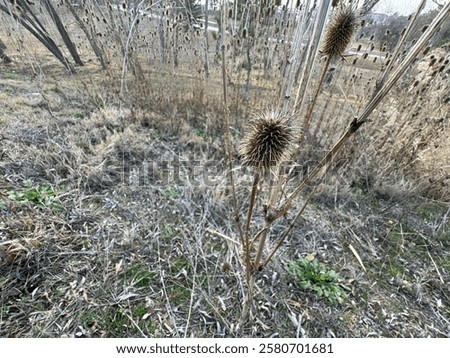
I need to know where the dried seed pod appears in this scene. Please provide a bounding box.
[321,7,357,58]
[239,111,294,171]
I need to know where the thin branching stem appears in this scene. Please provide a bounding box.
[261,169,327,268]
[300,56,332,140]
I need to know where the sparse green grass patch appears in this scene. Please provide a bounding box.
[166,282,191,305]
[124,264,156,289]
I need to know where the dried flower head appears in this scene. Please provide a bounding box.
[239,111,294,171]
[322,7,357,58]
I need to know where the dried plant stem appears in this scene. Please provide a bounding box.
[221,44,244,247]
[267,166,286,210]
[356,2,450,127]
[263,0,450,239]
[120,0,146,96]
[238,273,255,333]
[301,56,332,140]
[261,169,327,268]
[244,172,260,273]
[292,0,332,118]
[269,123,356,225]
[376,0,426,90]
[254,225,268,270]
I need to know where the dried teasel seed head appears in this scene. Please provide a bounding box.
[322,7,357,59]
[239,111,294,171]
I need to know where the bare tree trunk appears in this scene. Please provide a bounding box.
[42,0,83,66]
[0,2,75,73]
[63,1,107,69]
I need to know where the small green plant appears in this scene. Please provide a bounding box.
[3,72,22,80]
[8,180,63,211]
[194,126,206,137]
[125,264,156,289]
[74,111,85,119]
[288,258,349,304]
[350,177,371,196]
[161,186,179,200]
[0,276,6,289]
[162,223,178,240]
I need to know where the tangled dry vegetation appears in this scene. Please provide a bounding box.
[0,0,449,337]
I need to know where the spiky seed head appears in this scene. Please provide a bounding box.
[239,111,294,171]
[322,7,357,59]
